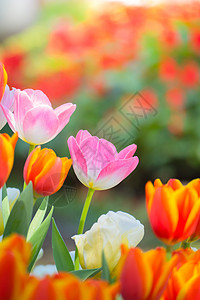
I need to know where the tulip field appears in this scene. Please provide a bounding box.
[1,0,200,299]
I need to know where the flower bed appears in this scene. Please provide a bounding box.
[1,1,200,182]
[1,60,200,299]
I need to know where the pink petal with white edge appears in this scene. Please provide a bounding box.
[94,156,139,190]
[117,144,137,159]
[24,89,52,107]
[76,130,92,146]
[1,105,16,133]
[67,136,89,186]
[22,105,59,144]
[54,103,76,135]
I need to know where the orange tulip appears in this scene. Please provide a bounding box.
[185,178,200,240]
[83,279,120,300]
[0,132,18,188]
[0,63,7,102]
[0,234,31,300]
[22,273,119,300]
[23,146,72,197]
[118,245,179,300]
[0,234,119,300]
[163,249,200,300]
[145,179,200,245]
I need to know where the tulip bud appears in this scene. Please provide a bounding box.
[23,147,72,197]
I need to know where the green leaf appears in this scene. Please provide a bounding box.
[28,206,54,272]
[101,251,111,282]
[71,268,102,280]
[27,196,49,240]
[52,218,74,272]
[2,184,7,199]
[2,196,10,228]
[3,183,33,238]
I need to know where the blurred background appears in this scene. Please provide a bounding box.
[1,0,200,261]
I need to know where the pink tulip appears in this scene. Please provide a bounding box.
[67,130,139,190]
[2,89,76,145]
[0,85,15,130]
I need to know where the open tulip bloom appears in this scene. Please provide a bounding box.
[67,130,139,190]
[2,62,200,300]
[2,88,76,145]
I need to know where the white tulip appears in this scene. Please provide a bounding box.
[72,211,144,272]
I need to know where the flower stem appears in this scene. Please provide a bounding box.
[23,144,35,190]
[166,245,172,260]
[180,240,191,249]
[74,188,95,270]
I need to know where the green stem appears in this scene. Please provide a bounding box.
[74,188,95,270]
[166,245,172,260]
[23,144,36,190]
[180,240,191,249]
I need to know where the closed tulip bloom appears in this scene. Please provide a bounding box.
[145,179,200,245]
[0,133,18,188]
[2,88,76,145]
[23,146,72,197]
[67,130,139,190]
[0,63,7,102]
[72,211,144,272]
[163,249,200,300]
[119,246,179,300]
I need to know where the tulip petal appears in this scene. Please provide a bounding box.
[14,90,34,137]
[76,130,92,145]
[0,134,16,188]
[177,276,200,300]
[67,136,89,186]
[145,181,155,212]
[149,187,179,243]
[120,248,153,300]
[117,144,137,159]
[23,146,41,182]
[95,157,139,190]
[0,107,7,130]
[0,63,7,102]
[146,248,179,300]
[22,106,59,144]
[54,103,76,134]
[34,158,63,196]
[187,178,200,197]
[167,179,183,190]
[79,136,117,181]
[1,105,16,133]
[24,89,52,107]
[0,86,15,130]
